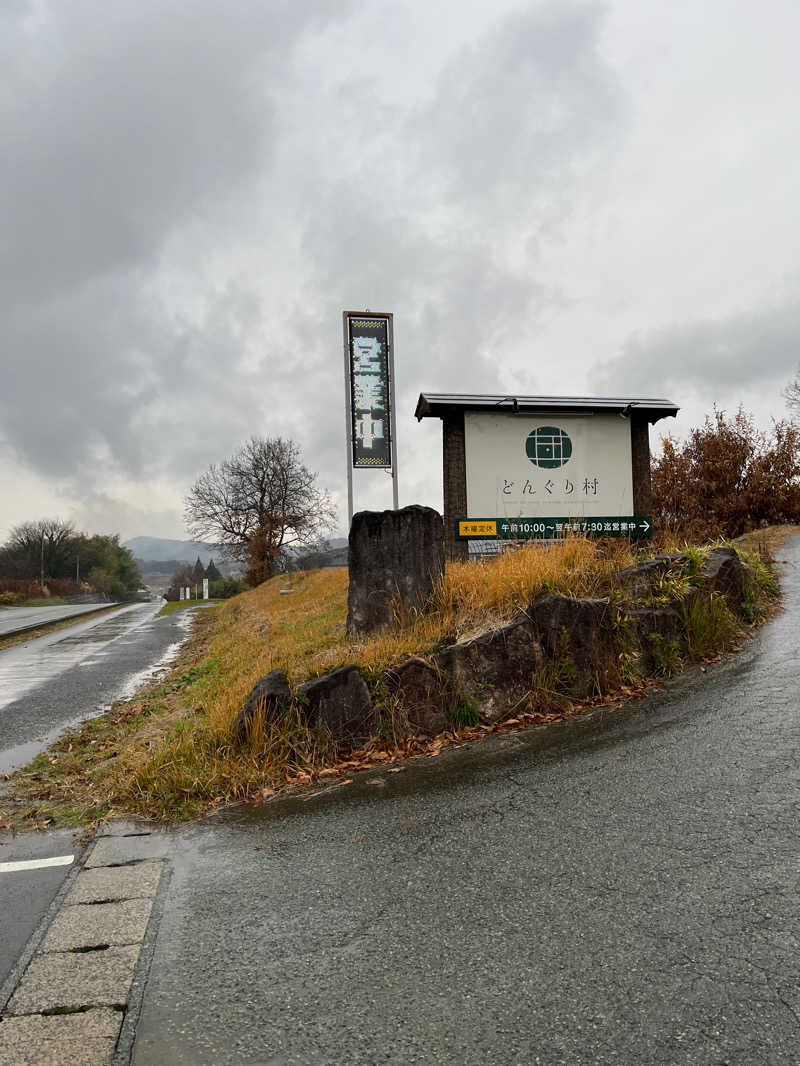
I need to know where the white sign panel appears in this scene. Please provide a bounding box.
[203,578,209,600]
[464,412,634,519]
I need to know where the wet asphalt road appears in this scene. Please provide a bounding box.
[0,604,194,993]
[0,602,192,776]
[0,601,120,637]
[128,539,800,1066]
[0,829,83,991]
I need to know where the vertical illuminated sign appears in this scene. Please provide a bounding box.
[347,315,392,468]
[343,311,399,526]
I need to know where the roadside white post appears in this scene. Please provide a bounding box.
[185,586,191,601]
[203,578,209,600]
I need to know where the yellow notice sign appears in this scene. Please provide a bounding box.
[458,520,497,537]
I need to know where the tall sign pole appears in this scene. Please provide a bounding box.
[342,312,355,528]
[343,310,398,527]
[387,314,399,511]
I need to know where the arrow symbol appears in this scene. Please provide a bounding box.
[639,520,651,532]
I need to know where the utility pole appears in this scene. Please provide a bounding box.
[76,555,80,584]
[40,536,45,594]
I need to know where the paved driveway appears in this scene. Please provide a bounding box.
[125,538,800,1065]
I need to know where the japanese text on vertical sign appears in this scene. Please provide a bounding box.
[348,316,392,468]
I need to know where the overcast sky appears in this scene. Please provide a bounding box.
[2,0,799,542]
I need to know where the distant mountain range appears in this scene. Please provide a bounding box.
[123,537,226,565]
[302,537,348,553]
[123,536,348,566]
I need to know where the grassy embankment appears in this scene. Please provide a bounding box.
[0,530,787,830]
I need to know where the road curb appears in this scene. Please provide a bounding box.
[113,855,173,1066]
[0,825,170,1066]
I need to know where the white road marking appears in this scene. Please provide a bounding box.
[0,854,75,873]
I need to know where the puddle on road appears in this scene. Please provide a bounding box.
[0,737,50,776]
[0,705,118,777]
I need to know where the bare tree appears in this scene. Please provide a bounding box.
[784,366,800,418]
[3,518,76,582]
[170,562,195,589]
[184,437,336,585]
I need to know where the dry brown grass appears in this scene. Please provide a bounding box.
[195,536,639,741]
[733,523,800,557]
[2,528,785,828]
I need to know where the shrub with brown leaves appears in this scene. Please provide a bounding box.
[651,407,800,540]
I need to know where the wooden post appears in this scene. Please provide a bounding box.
[442,412,468,561]
[630,416,653,516]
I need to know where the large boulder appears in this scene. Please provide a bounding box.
[382,657,450,736]
[617,559,672,600]
[701,547,745,608]
[624,607,686,674]
[434,617,545,725]
[617,555,690,600]
[296,665,375,745]
[233,668,291,744]
[528,594,620,698]
[346,506,445,635]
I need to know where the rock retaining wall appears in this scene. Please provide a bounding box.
[239,547,751,747]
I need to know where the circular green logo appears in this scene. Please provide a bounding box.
[525,426,572,468]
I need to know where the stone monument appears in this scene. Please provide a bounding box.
[346,505,445,635]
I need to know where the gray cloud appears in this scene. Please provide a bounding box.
[2,2,288,301]
[416,2,623,211]
[590,293,800,407]
[1,0,351,487]
[65,488,184,543]
[2,1,627,537]
[293,1,625,501]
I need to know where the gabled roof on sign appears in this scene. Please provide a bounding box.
[414,393,679,424]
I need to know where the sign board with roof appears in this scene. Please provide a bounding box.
[414,394,679,559]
